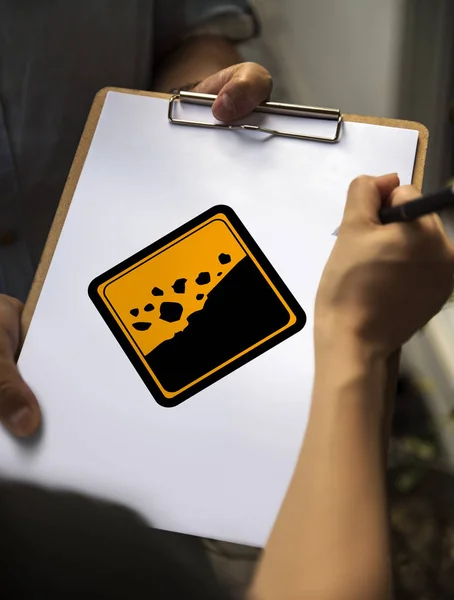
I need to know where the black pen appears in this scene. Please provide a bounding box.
[379,185,454,224]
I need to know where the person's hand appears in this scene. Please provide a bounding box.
[194,62,273,122]
[315,174,454,359]
[0,295,41,437]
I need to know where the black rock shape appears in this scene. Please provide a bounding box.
[196,272,211,285]
[217,272,222,276]
[152,287,164,296]
[172,278,187,294]
[130,308,139,317]
[144,303,155,312]
[159,302,183,323]
[132,322,151,331]
[218,253,231,265]
[146,256,294,393]
[196,294,204,300]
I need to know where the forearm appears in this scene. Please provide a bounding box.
[250,340,391,600]
[153,35,242,92]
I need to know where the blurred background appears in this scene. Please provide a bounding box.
[242,0,454,193]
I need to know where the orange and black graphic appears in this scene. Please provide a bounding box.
[88,206,306,407]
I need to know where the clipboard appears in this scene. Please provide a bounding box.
[22,88,428,332]
[12,86,428,547]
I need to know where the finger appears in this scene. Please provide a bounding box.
[195,62,273,122]
[0,296,41,437]
[375,173,401,200]
[387,184,420,207]
[343,174,400,224]
[387,184,438,231]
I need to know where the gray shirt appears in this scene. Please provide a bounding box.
[0,1,253,299]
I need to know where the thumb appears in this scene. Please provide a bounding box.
[195,62,272,122]
[0,296,41,437]
[386,183,420,207]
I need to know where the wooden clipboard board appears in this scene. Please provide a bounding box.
[22,88,429,333]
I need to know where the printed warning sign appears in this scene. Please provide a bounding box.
[89,205,306,407]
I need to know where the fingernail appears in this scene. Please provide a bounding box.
[5,404,34,437]
[216,93,235,121]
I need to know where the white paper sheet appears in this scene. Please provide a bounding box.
[2,93,418,547]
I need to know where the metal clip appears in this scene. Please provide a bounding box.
[168,91,343,143]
